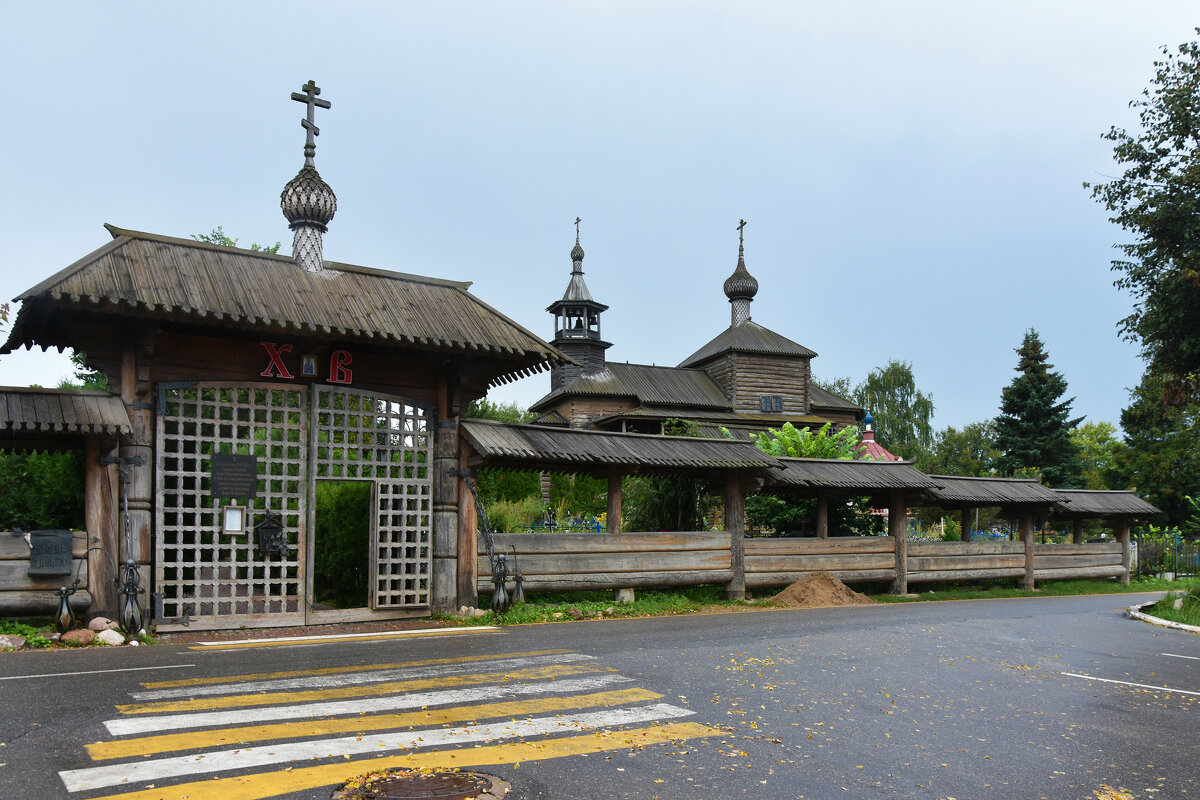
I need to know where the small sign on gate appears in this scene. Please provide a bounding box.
[211,454,259,498]
[28,530,74,576]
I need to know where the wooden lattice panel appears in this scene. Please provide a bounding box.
[155,384,307,626]
[312,387,432,608]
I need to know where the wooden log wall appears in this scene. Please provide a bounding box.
[477,532,732,594]
[745,536,896,589]
[1032,542,1126,581]
[906,541,1027,584]
[0,532,92,616]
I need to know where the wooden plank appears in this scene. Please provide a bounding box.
[480,531,732,555]
[478,569,735,593]
[1033,565,1129,580]
[907,568,1027,583]
[479,550,731,577]
[745,553,896,573]
[0,589,92,616]
[907,541,1025,557]
[1034,554,1122,570]
[0,533,88,560]
[745,537,895,556]
[0,560,87,591]
[1033,543,1122,556]
[906,555,1026,572]
[745,569,896,589]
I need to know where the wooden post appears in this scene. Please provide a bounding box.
[1072,518,1084,545]
[455,441,477,610]
[120,337,155,609]
[724,471,745,600]
[1020,509,1036,590]
[609,470,634,603]
[816,494,829,539]
[1116,519,1131,585]
[431,377,460,613]
[889,489,907,594]
[85,436,121,617]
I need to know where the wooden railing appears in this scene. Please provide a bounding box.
[744,537,895,588]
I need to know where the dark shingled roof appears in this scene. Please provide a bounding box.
[768,457,939,492]
[1051,489,1161,518]
[925,475,1067,509]
[460,418,780,473]
[529,362,731,413]
[1,387,131,436]
[808,384,864,415]
[3,225,565,385]
[678,320,817,368]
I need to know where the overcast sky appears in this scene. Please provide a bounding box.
[2,3,1195,432]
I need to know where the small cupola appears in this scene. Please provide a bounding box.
[280,80,337,273]
[546,218,612,390]
[724,219,758,327]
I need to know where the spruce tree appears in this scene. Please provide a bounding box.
[994,330,1083,487]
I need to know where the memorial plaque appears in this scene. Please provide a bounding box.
[211,454,259,498]
[28,530,74,576]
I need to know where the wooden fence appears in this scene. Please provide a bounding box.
[0,531,92,616]
[478,533,1130,597]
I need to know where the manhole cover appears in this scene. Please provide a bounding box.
[335,770,509,800]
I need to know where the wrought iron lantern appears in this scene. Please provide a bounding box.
[54,581,79,634]
[255,510,289,557]
[117,559,144,634]
[490,552,510,614]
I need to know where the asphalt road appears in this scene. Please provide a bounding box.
[1,592,1197,800]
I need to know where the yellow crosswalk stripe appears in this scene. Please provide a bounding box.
[116,663,608,715]
[190,628,498,650]
[87,687,662,760]
[140,649,571,689]
[82,721,719,800]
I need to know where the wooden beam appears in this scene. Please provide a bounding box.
[1072,518,1084,545]
[609,469,633,602]
[960,508,972,543]
[1020,509,1035,590]
[889,489,907,594]
[724,471,746,600]
[456,439,478,609]
[1116,519,1131,585]
[816,494,829,539]
[85,436,120,617]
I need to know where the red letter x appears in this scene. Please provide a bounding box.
[260,342,294,379]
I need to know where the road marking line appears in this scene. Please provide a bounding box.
[105,674,633,736]
[81,720,718,800]
[1062,671,1200,697]
[117,663,606,715]
[130,652,594,700]
[88,687,663,760]
[62,703,695,792]
[141,649,571,688]
[189,626,499,650]
[1163,652,1200,662]
[0,664,195,681]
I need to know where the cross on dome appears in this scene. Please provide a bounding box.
[291,80,331,167]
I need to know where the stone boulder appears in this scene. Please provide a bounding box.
[0,634,26,650]
[95,629,125,646]
[61,629,95,647]
[88,617,119,632]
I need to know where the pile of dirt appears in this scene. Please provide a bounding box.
[768,572,876,609]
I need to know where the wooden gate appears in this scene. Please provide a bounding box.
[155,384,307,629]
[310,386,432,612]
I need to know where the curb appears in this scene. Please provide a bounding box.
[1127,599,1200,635]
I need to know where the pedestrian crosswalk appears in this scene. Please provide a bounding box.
[62,648,719,800]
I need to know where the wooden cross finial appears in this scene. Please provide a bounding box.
[291,80,331,166]
[575,217,582,242]
[737,219,747,254]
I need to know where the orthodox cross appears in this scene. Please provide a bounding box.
[291,80,331,166]
[738,219,747,252]
[575,216,582,242]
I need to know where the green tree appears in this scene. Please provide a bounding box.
[1087,31,1200,405]
[1113,371,1199,524]
[58,350,108,391]
[192,226,282,254]
[1070,420,1127,490]
[749,421,862,460]
[465,399,538,505]
[812,374,855,400]
[915,420,1000,477]
[853,360,934,461]
[994,330,1083,487]
[0,450,85,530]
[622,418,716,531]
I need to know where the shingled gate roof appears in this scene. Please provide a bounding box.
[1051,489,1162,518]
[529,362,731,413]
[924,475,1068,510]
[1,387,131,437]
[768,457,939,493]
[678,319,817,368]
[3,226,565,386]
[460,418,780,473]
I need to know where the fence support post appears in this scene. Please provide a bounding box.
[1072,518,1084,545]
[816,494,829,539]
[1020,510,1036,590]
[889,489,907,594]
[456,447,477,610]
[725,471,745,600]
[609,470,635,603]
[961,508,972,542]
[1116,519,1131,585]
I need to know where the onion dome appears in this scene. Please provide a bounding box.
[570,238,585,263]
[864,411,875,428]
[725,220,758,326]
[280,165,337,232]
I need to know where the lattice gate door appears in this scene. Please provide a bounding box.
[311,386,433,611]
[155,383,307,630]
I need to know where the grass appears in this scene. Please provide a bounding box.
[452,577,1200,625]
[1141,586,1200,627]
[0,618,56,648]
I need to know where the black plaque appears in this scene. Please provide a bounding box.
[28,530,74,576]
[211,454,259,498]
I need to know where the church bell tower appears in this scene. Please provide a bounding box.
[547,219,611,391]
